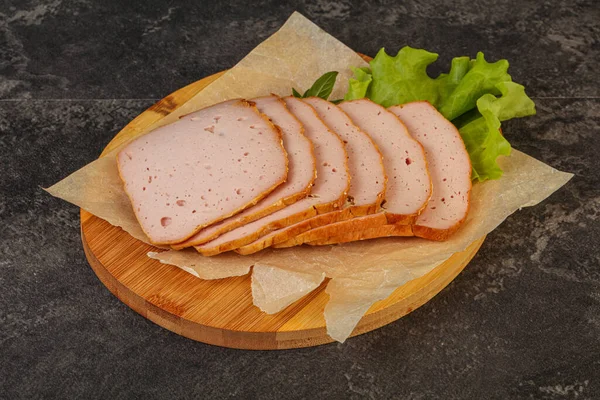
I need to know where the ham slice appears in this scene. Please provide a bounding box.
[290,101,472,246]
[307,223,413,245]
[195,96,349,256]
[117,99,288,245]
[302,97,387,215]
[235,97,386,255]
[171,95,316,249]
[272,212,390,248]
[338,99,431,224]
[389,101,472,240]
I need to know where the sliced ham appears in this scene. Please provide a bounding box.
[235,97,387,255]
[117,99,288,245]
[271,212,390,249]
[339,99,431,224]
[171,95,316,249]
[195,96,349,256]
[307,223,413,245]
[303,97,386,215]
[389,101,472,240]
[290,101,472,246]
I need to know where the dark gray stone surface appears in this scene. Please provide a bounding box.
[1,1,599,399]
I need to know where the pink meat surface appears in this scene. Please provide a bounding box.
[117,99,287,245]
[339,99,431,223]
[234,96,386,254]
[389,101,471,239]
[195,96,349,255]
[171,95,316,249]
[303,97,386,208]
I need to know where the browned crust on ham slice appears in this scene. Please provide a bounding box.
[385,212,418,225]
[307,223,413,246]
[390,101,472,241]
[412,220,463,241]
[271,212,389,249]
[171,186,311,249]
[235,192,386,255]
[117,99,288,245]
[338,99,432,224]
[194,97,350,256]
[271,205,416,249]
[234,206,368,254]
[289,99,475,247]
[233,98,388,254]
[170,96,316,249]
[197,200,343,256]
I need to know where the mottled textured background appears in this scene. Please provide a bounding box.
[1,1,599,399]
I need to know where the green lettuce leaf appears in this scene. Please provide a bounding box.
[477,81,537,121]
[344,67,372,100]
[435,56,471,104]
[459,82,536,181]
[451,109,482,129]
[437,52,511,120]
[340,46,535,181]
[367,46,440,107]
[459,107,509,181]
[360,48,512,119]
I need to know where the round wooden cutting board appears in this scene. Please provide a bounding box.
[81,68,485,350]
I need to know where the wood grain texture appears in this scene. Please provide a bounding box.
[81,64,485,350]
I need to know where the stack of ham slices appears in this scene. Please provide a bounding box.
[117,95,472,255]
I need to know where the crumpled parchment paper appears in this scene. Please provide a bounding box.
[47,12,573,343]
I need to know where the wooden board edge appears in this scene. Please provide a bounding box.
[82,209,484,350]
